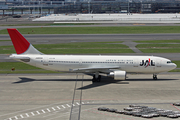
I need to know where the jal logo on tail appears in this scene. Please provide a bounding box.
[140,58,155,68]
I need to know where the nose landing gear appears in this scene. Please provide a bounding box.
[153,74,157,80]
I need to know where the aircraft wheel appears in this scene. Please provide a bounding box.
[97,75,101,82]
[153,74,157,80]
[92,75,96,82]
[92,75,101,82]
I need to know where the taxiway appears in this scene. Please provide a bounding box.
[0,73,180,120]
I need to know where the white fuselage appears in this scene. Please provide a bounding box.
[11,54,177,74]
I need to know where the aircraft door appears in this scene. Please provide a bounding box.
[43,56,49,66]
[133,59,139,67]
[156,59,161,67]
[79,59,82,66]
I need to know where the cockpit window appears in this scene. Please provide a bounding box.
[167,61,172,64]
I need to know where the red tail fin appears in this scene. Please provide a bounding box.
[7,28,30,54]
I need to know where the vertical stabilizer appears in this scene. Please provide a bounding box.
[7,28,42,55]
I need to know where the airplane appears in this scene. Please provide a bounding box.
[7,28,177,82]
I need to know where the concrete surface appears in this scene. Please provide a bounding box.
[0,73,180,120]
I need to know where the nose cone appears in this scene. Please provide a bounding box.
[167,63,177,71]
[173,63,177,69]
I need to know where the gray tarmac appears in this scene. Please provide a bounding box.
[1,22,180,119]
[1,33,180,43]
[0,73,180,120]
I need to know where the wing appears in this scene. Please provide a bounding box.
[69,66,120,73]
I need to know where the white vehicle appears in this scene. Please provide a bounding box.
[7,28,177,82]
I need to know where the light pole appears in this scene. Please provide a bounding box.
[88,1,90,14]
[128,0,129,15]
[41,0,43,16]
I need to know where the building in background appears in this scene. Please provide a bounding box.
[2,0,180,15]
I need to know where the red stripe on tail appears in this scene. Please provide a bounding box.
[7,28,30,54]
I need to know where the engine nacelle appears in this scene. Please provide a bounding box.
[108,71,126,80]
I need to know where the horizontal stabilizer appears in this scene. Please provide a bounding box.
[9,54,30,62]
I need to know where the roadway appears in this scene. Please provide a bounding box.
[0,73,180,120]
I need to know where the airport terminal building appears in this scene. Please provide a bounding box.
[1,0,180,14]
[54,0,180,14]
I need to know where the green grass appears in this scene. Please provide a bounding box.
[134,40,180,43]
[0,40,11,42]
[0,23,98,26]
[0,62,59,74]
[1,26,180,34]
[39,48,133,54]
[136,44,180,48]
[136,44,180,53]
[138,48,180,53]
[0,42,134,54]
[170,69,180,72]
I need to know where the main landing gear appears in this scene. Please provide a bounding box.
[92,75,101,82]
[153,74,157,80]
[92,72,101,82]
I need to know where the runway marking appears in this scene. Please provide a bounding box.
[56,106,61,109]
[46,105,99,120]
[4,101,92,120]
[36,111,40,115]
[47,108,51,112]
[66,104,71,107]
[25,113,29,117]
[31,112,35,116]
[14,116,18,119]
[0,101,71,118]
[20,114,24,118]
[61,105,66,108]
[171,104,180,111]
[52,107,56,111]
[42,110,46,113]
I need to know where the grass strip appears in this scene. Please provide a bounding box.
[0,42,133,54]
[136,44,180,53]
[136,44,180,48]
[0,40,11,42]
[134,40,180,43]
[1,26,180,34]
[0,62,59,74]
[138,48,180,53]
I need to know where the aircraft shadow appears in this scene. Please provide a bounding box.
[126,78,178,81]
[12,77,177,90]
[12,77,129,90]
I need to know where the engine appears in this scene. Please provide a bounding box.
[108,71,126,80]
